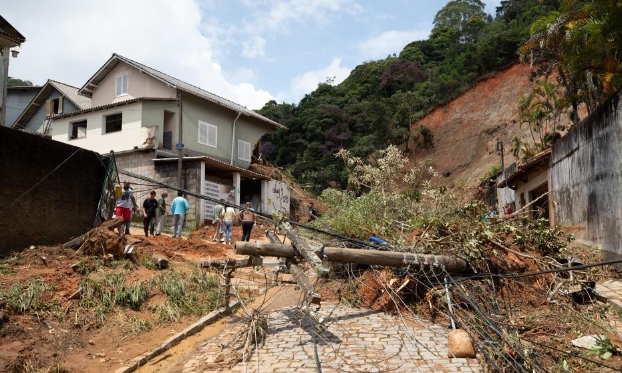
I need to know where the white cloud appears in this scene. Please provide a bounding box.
[290,57,351,102]
[242,36,267,59]
[358,30,430,60]
[1,0,274,109]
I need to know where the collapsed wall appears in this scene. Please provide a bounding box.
[0,126,108,255]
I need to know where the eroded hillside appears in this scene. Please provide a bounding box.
[410,64,548,198]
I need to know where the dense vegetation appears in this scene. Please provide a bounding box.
[7,76,33,87]
[257,0,562,194]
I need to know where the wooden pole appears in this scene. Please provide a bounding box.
[235,242,469,273]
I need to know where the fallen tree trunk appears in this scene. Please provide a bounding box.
[62,217,125,249]
[235,242,469,273]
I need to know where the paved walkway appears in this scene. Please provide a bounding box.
[181,304,482,373]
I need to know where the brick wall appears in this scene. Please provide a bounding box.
[0,126,107,255]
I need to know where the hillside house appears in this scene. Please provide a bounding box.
[497,149,552,221]
[11,80,91,133]
[45,53,289,227]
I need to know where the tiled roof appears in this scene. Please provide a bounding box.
[49,80,91,110]
[79,53,286,130]
[49,97,175,119]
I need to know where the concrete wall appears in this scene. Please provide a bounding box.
[114,151,202,230]
[551,92,622,260]
[5,87,39,127]
[0,125,108,255]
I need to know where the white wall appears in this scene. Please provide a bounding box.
[51,102,156,154]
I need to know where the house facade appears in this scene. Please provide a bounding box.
[45,54,289,227]
[496,149,552,221]
[11,80,91,133]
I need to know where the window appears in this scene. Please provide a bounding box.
[45,97,63,116]
[198,120,217,147]
[238,140,251,162]
[69,120,87,140]
[104,113,122,133]
[115,74,128,97]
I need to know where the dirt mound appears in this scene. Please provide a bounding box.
[0,222,259,373]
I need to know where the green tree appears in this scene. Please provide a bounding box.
[520,0,622,121]
[7,77,33,87]
[432,0,487,42]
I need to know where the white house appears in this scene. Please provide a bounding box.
[45,53,289,227]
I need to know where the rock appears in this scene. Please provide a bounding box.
[447,329,476,358]
[88,340,95,345]
[95,352,106,358]
[571,335,604,349]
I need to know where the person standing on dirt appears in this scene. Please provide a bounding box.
[221,205,236,245]
[212,199,225,242]
[238,202,256,242]
[155,192,168,236]
[142,191,159,237]
[171,190,189,239]
[115,182,137,235]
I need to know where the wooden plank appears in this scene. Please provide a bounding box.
[235,242,469,273]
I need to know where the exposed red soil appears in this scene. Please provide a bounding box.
[0,223,265,373]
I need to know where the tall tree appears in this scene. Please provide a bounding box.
[432,0,487,42]
[520,0,622,121]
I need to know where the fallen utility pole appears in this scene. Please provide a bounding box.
[279,221,329,276]
[235,242,469,273]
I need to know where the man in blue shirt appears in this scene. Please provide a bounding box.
[170,190,189,238]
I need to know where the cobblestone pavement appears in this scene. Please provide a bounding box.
[181,304,482,373]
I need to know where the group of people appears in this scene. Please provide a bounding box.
[114,182,189,238]
[211,201,256,245]
[115,182,319,241]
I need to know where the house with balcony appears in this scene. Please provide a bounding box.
[45,53,289,227]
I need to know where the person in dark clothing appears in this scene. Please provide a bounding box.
[237,202,256,242]
[142,191,159,237]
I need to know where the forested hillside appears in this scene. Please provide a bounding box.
[257,0,561,194]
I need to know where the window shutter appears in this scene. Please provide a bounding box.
[199,121,208,144]
[57,97,63,114]
[115,76,122,97]
[45,99,52,116]
[207,125,217,146]
[122,75,128,94]
[238,140,251,161]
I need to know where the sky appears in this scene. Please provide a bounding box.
[2,0,501,110]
